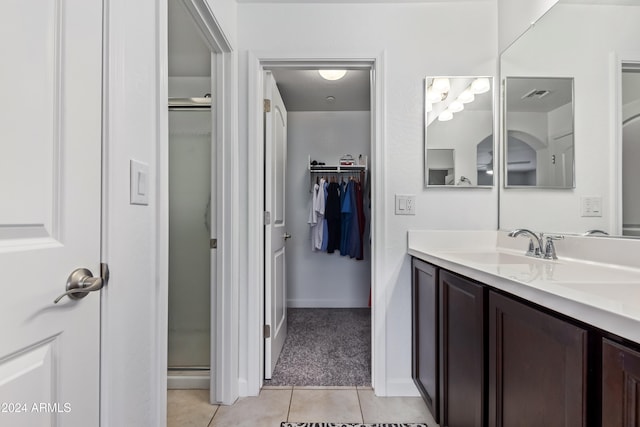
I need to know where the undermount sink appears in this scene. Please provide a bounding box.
[443,251,539,265]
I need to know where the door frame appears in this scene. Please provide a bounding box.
[156,0,238,411]
[613,53,640,236]
[245,51,388,395]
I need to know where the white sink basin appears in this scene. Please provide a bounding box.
[443,251,539,265]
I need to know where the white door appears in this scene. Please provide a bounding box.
[264,71,288,379]
[551,132,574,187]
[0,1,102,426]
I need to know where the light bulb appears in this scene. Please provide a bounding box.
[427,88,443,103]
[471,77,491,94]
[438,109,453,121]
[318,70,347,81]
[458,89,475,104]
[432,78,450,94]
[448,100,464,113]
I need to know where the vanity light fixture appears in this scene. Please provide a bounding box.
[471,77,491,94]
[432,78,450,94]
[318,70,347,81]
[458,88,475,104]
[426,102,433,112]
[448,100,464,113]
[427,87,446,103]
[438,109,454,121]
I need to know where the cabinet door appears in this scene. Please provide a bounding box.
[603,338,640,427]
[489,291,587,427]
[412,258,439,422]
[440,270,486,427]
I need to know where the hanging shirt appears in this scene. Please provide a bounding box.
[340,180,354,256]
[309,178,326,251]
[321,181,329,251]
[325,181,342,253]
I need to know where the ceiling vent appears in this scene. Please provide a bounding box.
[521,89,550,99]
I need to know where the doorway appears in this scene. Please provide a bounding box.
[263,65,373,387]
[166,0,214,391]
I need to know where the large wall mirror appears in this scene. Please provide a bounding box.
[499,0,640,236]
[425,76,494,188]
[504,76,574,188]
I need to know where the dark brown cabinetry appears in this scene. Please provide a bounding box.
[439,270,486,427]
[488,291,588,427]
[411,258,439,422]
[602,338,640,427]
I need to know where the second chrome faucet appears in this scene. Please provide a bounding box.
[508,229,564,260]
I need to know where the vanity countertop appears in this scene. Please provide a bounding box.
[408,230,640,343]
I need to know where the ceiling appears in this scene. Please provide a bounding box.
[168,1,210,77]
[269,68,370,111]
[506,77,573,113]
[168,2,370,111]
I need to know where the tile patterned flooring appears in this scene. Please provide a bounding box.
[168,386,437,427]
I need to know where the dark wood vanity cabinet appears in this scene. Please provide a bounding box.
[602,338,640,427]
[411,258,439,422]
[488,291,588,427]
[439,270,486,427]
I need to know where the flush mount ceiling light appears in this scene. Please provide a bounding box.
[318,70,347,81]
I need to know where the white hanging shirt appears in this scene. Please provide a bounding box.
[308,178,326,250]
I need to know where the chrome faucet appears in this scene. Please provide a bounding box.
[583,229,609,236]
[508,229,544,257]
[508,229,564,260]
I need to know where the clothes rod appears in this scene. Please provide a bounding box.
[168,97,211,109]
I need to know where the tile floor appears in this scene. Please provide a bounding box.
[168,386,438,427]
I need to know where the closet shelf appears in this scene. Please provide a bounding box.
[308,155,368,173]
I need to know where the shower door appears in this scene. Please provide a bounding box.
[168,108,213,372]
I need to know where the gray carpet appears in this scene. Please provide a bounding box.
[265,308,371,387]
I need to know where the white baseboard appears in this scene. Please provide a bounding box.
[287,299,370,308]
[167,373,210,390]
[384,378,420,397]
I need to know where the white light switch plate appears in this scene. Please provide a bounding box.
[130,160,149,205]
[395,194,416,215]
[581,196,602,217]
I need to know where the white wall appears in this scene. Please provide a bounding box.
[237,1,498,396]
[286,111,371,308]
[205,0,237,48]
[498,0,558,52]
[101,0,162,425]
[500,4,640,234]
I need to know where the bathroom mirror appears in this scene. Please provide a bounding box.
[504,76,575,188]
[425,76,494,188]
[499,0,640,236]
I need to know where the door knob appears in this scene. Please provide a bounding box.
[54,267,106,304]
[284,233,292,240]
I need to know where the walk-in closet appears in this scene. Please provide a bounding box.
[264,67,373,386]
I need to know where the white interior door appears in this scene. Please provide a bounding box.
[264,71,288,379]
[552,132,574,187]
[0,1,102,425]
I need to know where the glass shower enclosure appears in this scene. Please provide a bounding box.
[167,97,212,389]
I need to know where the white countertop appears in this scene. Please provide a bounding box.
[408,230,640,343]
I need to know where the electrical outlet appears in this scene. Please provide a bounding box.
[395,194,416,215]
[581,196,602,217]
